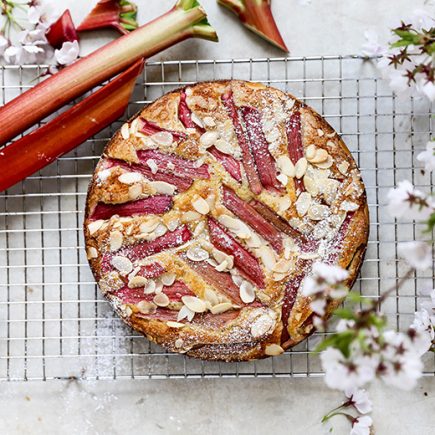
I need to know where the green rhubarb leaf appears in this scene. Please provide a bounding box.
[177,0,202,10]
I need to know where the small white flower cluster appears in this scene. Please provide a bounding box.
[417,140,435,173]
[362,9,435,101]
[0,1,79,67]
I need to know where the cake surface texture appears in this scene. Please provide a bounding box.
[84,80,369,361]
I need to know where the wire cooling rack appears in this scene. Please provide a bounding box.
[0,56,434,381]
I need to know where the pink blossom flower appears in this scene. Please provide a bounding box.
[350,415,373,435]
[344,387,373,414]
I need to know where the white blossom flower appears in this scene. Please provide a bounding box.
[350,415,373,435]
[398,241,432,270]
[387,180,433,221]
[410,9,435,32]
[18,26,47,46]
[28,4,57,28]
[0,34,8,56]
[362,30,387,57]
[55,40,80,66]
[418,80,435,102]
[417,141,435,172]
[344,387,372,414]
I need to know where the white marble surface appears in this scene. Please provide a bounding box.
[1,0,435,434]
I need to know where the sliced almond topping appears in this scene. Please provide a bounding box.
[153,293,170,307]
[149,181,176,195]
[118,172,143,185]
[181,296,207,313]
[317,129,324,137]
[191,112,204,128]
[128,275,148,288]
[192,197,210,215]
[146,159,159,174]
[204,288,220,306]
[213,249,234,269]
[295,157,308,179]
[277,173,288,186]
[167,218,180,231]
[244,231,262,249]
[178,305,195,322]
[215,260,229,272]
[299,252,320,260]
[111,255,133,275]
[340,201,360,212]
[139,217,160,234]
[272,272,288,282]
[295,192,311,217]
[305,144,317,161]
[210,302,233,315]
[307,203,330,221]
[203,116,216,127]
[128,184,142,201]
[181,211,201,223]
[272,259,293,274]
[200,131,219,148]
[277,155,295,177]
[338,161,350,175]
[186,246,209,262]
[87,219,105,235]
[185,87,193,97]
[310,148,329,164]
[153,223,168,238]
[86,247,98,259]
[303,175,318,196]
[313,155,333,169]
[256,245,276,271]
[109,230,123,252]
[121,123,130,140]
[277,196,292,213]
[151,131,173,147]
[136,301,157,315]
[161,272,176,286]
[240,280,255,304]
[265,344,284,356]
[143,279,156,294]
[166,321,185,329]
[250,314,275,338]
[321,179,340,205]
[214,138,233,155]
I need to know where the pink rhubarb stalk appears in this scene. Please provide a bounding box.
[192,310,240,327]
[240,106,282,192]
[90,195,173,220]
[162,281,195,301]
[180,253,245,305]
[139,118,187,141]
[285,110,305,192]
[222,187,282,253]
[137,149,209,180]
[208,146,242,182]
[77,0,138,35]
[178,89,201,129]
[0,60,144,193]
[0,0,218,146]
[45,9,78,49]
[136,309,180,321]
[105,158,193,192]
[218,0,288,52]
[207,217,265,288]
[138,262,166,278]
[222,91,262,194]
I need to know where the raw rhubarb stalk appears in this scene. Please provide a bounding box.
[106,158,193,192]
[77,0,138,35]
[0,0,218,146]
[222,187,282,253]
[45,9,78,49]
[280,274,305,343]
[218,0,288,52]
[180,253,245,305]
[0,60,143,193]
[222,91,262,194]
[285,110,304,192]
[249,199,307,243]
[90,195,173,220]
[240,106,282,192]
[137,149,209,180]
[139,118,187,141]
[207,217,265,288]
[178,89,201,129]
[208,146,242,182]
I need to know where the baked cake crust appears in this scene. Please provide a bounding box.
[84,80,369,361]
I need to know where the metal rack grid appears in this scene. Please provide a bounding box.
[0,56,433,381]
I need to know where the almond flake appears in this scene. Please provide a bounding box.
[340,201,360,212]
[265,344,284,356]
[161,272,176,286]
[277,155,295,177]
[143,279,156,294]
[149,181,176,195]
[245,231,262,249]
[128,184,142,201]
[213,249,234,269]
[314,155,333,169]
[185,87,193,97]
[338,161,350,175]
[192,197,210,215]
[128,275,148,288]
[310,148,329,164]
[191,112,204,128]
[109,230,123,252]
[177,305,195,322]
[303,175,318,196]
[295,157,308,179]
[153,293,170,307]
[214,138,233,155]
[136,301,157,315]
[118,172,143,185]
[167,218,180,231]
[153,223,168,238]
[308,203,330,221]
[240,280,255,304]
[87,220,105,235]
[305,144,317,161]
[146,159,158,174]
[181,296,207,313]
[139,217,160,234]
[272,259,293,274]
[277,196,291,213]
[200,131,219,148]
[151,131,173,146]
[121,123,130,140]
[321,179,340,205]
[257,245,276,271]
[317,129,324,137]
[203,116,216,127]
[112,256,132,275]
[210,302,233,314]
[166,321,185,329]
[295,192,311,217]
[86,247,98,259]
[215,260,229,272]
[250,314,275,338]
[186,246,209,262]
[277,173,288,186]
[272,272,288,282]
[181,211,201,223]
[204,288,220,306]
[299,252,320,260]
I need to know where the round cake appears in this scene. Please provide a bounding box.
[84,80,369,361]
